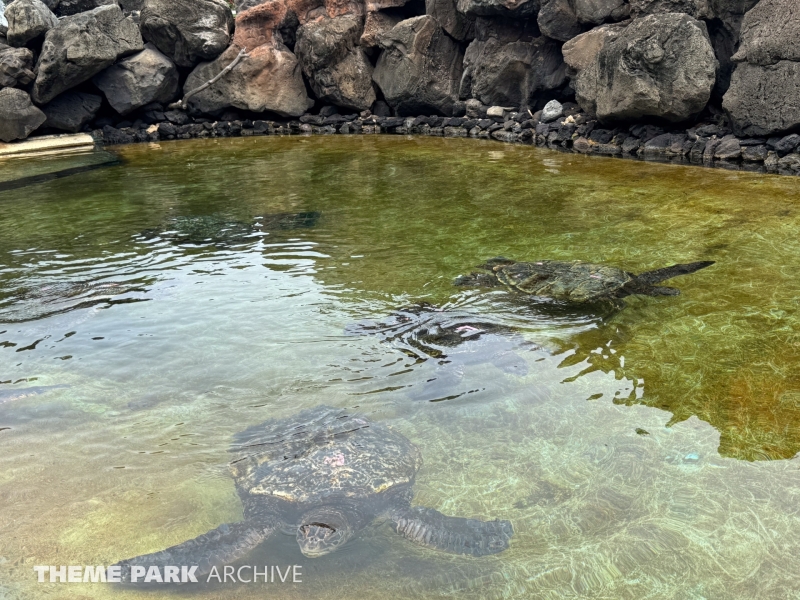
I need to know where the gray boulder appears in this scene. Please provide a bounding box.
[140,0,233,68]
[538,0,628,39]
[630,0,756,98]
[6,0,57,47]
[0,45,34,87]
[574,0,628,23]
[25,0,60,10]
[42,90,102,131]
[485,104,510,117]
[723,62,800,136]
[630,0,710,18]
[564,13,717,123]
[723,0,800,136]
[93,43,178,115]
[295,15,375,111]
[460,17,566,109]
[373,15,464,116]
[366,0,409,9]
[562,22,621,116]
[713,134,741,159]
[360,11,401,47]
[32,5,143,104]
[706,0,759,98]
[456,0,539,18]
[184,43,313,117]
[730,0,800,66]
[537,0,581,41]
[56,0,117,17]
[1,1,9,36]
[0,87,45,141]
[118,0,143,10]
[426,0,475,41]
[540,99,562,122]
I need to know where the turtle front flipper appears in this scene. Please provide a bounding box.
[453,272,501,288]
[114,521,275,582]
[392,506,513,557]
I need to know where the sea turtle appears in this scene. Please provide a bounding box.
[0,281,146,323]
[139,212,321,245]
[454,257,714,305]
[346,304,536,401]
[0,385,70,405]
[114,406,513,578]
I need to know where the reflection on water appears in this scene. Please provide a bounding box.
[0,150,120,191]
[2,136,800,598]
[344,303,540,402]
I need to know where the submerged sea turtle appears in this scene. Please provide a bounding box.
[454,257,714,305]
[115,406,513,578]
[0,385,70,405]
[0,281,146,323]
[140,212,321,245]
[346,304,536,401]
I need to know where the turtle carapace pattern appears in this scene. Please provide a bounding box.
[454,257,714,305]
[114,406,513,580]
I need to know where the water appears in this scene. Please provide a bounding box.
[1,136,800,599]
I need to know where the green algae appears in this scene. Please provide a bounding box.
[2,135,800,598]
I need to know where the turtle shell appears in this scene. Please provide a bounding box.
[229,406,421,504]
[494,260,634,302]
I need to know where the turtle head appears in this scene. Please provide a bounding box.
[478,257,516,271]
[296,507,356,557]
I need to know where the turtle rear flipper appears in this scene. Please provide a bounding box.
[114,522,275,582]
[634,261,714,285]
[644,285,680,296]
[392,506,513,556]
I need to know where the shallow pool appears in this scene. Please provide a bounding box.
[2,135,800,599]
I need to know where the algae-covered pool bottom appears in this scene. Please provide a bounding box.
[2,136,800,599]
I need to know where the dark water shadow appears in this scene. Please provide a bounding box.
[0,154,122,193]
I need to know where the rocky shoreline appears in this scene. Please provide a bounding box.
[2,0,800,176]
[92,99,800,177]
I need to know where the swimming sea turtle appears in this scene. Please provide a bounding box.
[115,406,513,578]
[346,304,536,401]
[0,385,70,405]
[454,258,714,305]
[139,212,321,245]
[0,281,146,323]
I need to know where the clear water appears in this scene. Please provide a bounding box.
[2,136,800,599]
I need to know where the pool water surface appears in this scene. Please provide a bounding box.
[2,135,800,599]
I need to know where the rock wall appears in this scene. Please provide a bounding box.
[0,0,798,157]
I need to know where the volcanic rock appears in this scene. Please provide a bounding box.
[42,91,102,131]
[56,0,116,16]
[426,0,475,41]
[360,11,401,47]
[6,0,57,47]
[295,15,375,111]
[460,17,566,109]
[0,87,45,141]
[93,43,178,115]
[184,42,313,117]
[140,0,233,67]
[564,13,717,123]
[723,0,800,136]
[32,5,143,104]
[0,45,33,87]
[373,15,464,116]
